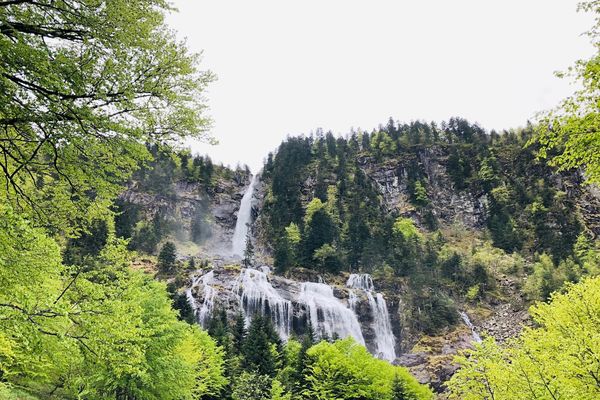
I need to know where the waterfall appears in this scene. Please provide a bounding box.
[348,289,359,310]
[346,274,374,291]
[298,282,365,345]
[231,174,258,257]
[236,268,293,340]
[347,274,397,361]
[460,311,482,343]
[186,271,217,327]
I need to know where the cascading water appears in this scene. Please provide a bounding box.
[347,274,396,361]
[459,311,482,343]
[348,290,359,310]
[231,174,258,257]
[236,268,293,340]
[298,282,365,345]
[186,271,217,327]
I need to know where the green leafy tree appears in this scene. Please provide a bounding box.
[393,218,420,239]
[0,204,227,399]
[0,0,214,234]
[448,275,600,400]
[285,222,301,264]
[231,372,272,400]
[533,1,600,184]
[271,379,292,400]
[303,338,433,400]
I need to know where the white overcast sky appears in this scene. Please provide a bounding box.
[166,0,594,171]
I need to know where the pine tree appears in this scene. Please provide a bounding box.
[242,315,277,377]
[232,312,247,353]
[301,199,337,265]
[304,321,316,345]
[292,321,316,397]
[273,238,291,274]
[157,241,177,273]
[187,257,196,271]
[208,308,230,347]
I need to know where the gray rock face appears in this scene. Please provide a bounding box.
[358,147,487,228]
[120,175,251,255]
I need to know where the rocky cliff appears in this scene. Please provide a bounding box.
[119,172,251,256]
[357,147,487,229]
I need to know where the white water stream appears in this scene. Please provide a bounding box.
[186,270,217,327]
[231,174,258,257]
[347,274,397,361]
[298,281,365,345]
[460,311,482,343]
[236,268,293,340]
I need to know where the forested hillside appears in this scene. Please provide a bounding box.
[255,120,598,333]
[1,0,600,399]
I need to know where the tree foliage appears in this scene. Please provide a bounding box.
[303,338,433,400]
[448,276,600,400]
[0,0,214,234]
[0,203,227,399]
[533,1,600,184]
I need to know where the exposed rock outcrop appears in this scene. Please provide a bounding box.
[357,147,487,229]
[120,174,251,255]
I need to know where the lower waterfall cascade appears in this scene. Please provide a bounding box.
[186,268,403,362]
[186,270,217,327]
[235,268,293,340]
[298,281,365,345]
[347,273,397,361]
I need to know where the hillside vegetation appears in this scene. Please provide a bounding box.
[1,0,599,399]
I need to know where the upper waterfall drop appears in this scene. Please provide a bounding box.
[231,173,258,257]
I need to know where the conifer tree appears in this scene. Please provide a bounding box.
[232,312,247,353]
[158,241,177,273]
[392,373,414,400]
[208,308,230,347]
[242,315,277,377]
[292,321,316,397]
